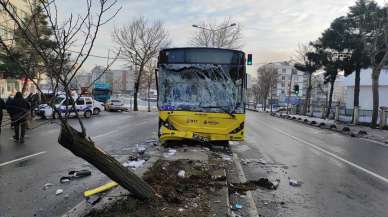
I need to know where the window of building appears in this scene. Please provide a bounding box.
[282,68,286,73]
[282,76,285,81]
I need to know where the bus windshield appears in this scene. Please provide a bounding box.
[158,63,245,114]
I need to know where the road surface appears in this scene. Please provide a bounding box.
[232,111,388,217]
[0,111,157,217]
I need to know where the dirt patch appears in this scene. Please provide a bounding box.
[85,159,212,217]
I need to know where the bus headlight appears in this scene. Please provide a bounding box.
[229,122,244,134]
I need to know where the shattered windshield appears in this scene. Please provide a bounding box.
[158,64,244,113]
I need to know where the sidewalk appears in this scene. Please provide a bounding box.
[275,112,388,144]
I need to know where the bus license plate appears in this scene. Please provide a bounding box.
[192,133,210,142]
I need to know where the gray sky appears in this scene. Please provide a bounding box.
[57,0,387,77]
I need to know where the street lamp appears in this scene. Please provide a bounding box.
[192,23,237,32]
[192,23,237,48]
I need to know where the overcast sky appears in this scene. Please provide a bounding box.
[57,0,387,77]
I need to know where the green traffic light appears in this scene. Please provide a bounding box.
[247,54,252,65]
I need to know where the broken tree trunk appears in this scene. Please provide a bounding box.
[58,123,155,200]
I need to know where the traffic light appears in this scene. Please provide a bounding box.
[247,54,252,65]
[293,84,299,95]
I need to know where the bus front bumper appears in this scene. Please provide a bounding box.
[159,129,244,142]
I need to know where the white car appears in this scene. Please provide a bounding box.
[38,96,102,119]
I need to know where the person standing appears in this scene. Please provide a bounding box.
[0,97,5,135]
[10,92,30,143]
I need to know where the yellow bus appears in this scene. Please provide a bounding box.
[156,47,246,144]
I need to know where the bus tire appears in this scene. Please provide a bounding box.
[84,110,92,118]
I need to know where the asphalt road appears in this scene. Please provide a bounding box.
[234,111,388,217]
[0,111,158,217]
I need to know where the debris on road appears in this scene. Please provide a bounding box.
[60,169,92,184]
[123,159,145,169]
[241,158,266,165]
[230,178,280,193]
[43,183,53,190]
[56,189,63,195]
[87,195,102,205]
[84,181,118,198]
[177,170,186,178]
[288,177,303,187]
[233,203,243,209]
[163,149,177,158]
[85,159,212,217]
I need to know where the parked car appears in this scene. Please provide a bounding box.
[38,96,101,119]
[256,104,264,112]
[105,99,128,112]
[93,100,104,115]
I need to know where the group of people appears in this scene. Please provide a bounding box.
[0,92,33,143]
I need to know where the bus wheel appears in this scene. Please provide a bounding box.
[84,110,92,118]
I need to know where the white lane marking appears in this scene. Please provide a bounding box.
[359,138,388,147]
[0,151,47,167]
[233,153,260,217]
[92,129,120,139]
[91,120,150,140]
[260,121,388,184]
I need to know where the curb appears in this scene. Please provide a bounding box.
[232,153,259,217]
[273,114,388,145]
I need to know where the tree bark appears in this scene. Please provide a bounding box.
[326,81,335,119]
[58,123,155,200]
[353,67,361,122]
[21,76,29,94]
[371,69,380,128]
[303,73,312,115]
[133,65,144,111]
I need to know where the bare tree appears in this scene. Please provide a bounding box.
[113,17,170,111]
[257,64,278,111]
[191,17,242,49]
[0,0,155,200]
[142,60,156,112]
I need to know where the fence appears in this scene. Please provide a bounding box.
[339,108,353,123]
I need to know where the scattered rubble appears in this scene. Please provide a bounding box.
[85,159,212,217]
[230,178,280,193]
[123,159,145,169]
[288,177,303,187]
[163,149,177,158]
[43,183,53,190]
[60,169,91,183]
[177,170,186,178]
[55,189,63,195]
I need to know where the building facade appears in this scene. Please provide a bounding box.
[90,66,134,95]
[0,0,33,98]
[341,67,388,110]
[261,61,308,106]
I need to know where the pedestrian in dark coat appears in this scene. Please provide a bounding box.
[10,92,30,142]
